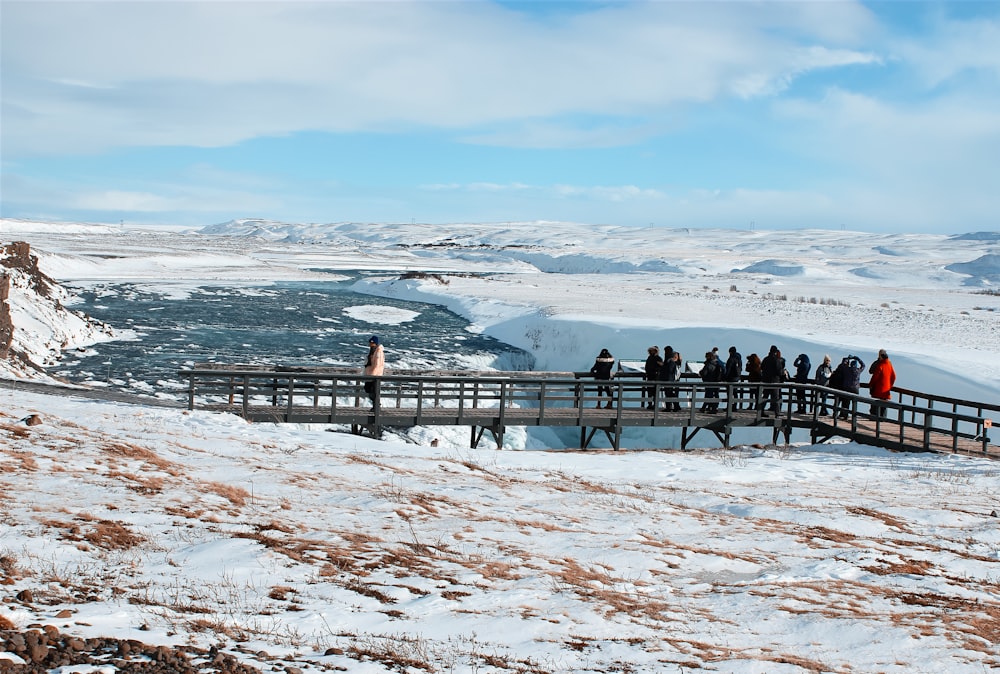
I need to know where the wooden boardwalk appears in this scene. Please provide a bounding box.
[179,364,999,457]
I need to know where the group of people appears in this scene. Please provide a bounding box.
[591,343,897,416]
[366,334,897,417]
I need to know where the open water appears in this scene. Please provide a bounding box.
[56,273,531,399]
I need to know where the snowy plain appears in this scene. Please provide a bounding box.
[1,218,999,673]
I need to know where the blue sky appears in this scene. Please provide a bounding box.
[2,1,999,233]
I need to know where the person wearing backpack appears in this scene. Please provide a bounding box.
[700,350,724,413]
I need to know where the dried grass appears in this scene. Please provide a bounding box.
[0,450,37,472]
[107,470,166,495]
[846,505,911,532]
[201,480,250,507]
[0,422,31,440]
[100,440,174,472]
[84,519,145,550]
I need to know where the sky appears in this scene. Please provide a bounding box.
[2,0,1000,233]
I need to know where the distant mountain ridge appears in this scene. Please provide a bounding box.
[199,218,1000,287]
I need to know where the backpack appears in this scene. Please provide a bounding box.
[725,354,742,382]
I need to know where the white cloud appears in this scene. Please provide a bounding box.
[69,186,282,214]
[1,0,885,156]
[73,190,178,212]
[890,12,1000,89]
[776,87,1000,190]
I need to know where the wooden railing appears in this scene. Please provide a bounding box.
[178,364,998,454]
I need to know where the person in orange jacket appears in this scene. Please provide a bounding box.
[868,348,896,417]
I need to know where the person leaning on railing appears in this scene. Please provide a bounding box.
[725,346,743,409]
[757,345,786,416]
[643,346,663,409]
[814,355,833,416]
[590,348,616,409]
[793,353,811,414]
[832,354,865,419]
[659,346,682,411]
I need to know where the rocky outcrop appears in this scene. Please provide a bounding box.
[0,241,115,379]
[0,272,12,360]
[0,241,54,298]
[0,627,262,673]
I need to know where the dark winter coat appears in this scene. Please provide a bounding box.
[660,349,680,382]
[793,354,811,383]
[761,352,786,384]
[590,351,615,380]
[724,352,743,382]
[837,356,865,393]
[700,356,724,383]
[644,353,663,380]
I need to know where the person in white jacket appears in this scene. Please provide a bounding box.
[363,335,385,403]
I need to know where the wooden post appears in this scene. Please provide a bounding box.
[286,377,295,422]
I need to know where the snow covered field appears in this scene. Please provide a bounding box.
[1,218,999,672]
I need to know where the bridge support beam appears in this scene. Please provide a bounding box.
[472,424,504,450]
[581,426,621,450]
[772,421,791,445]
[682,425,730,450]
[350,423,383,440]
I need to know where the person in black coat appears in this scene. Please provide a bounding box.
[659,346,681,411]
[590,348,616,409]
[757,345,786,415]
[725,346,743,409]
[700,350,724,412]
[643,346,663,409]
[842,355,865,393]
[832,354,865,418]
[792,353,811,413]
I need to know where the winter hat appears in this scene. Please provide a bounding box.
[369,335,380,345]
